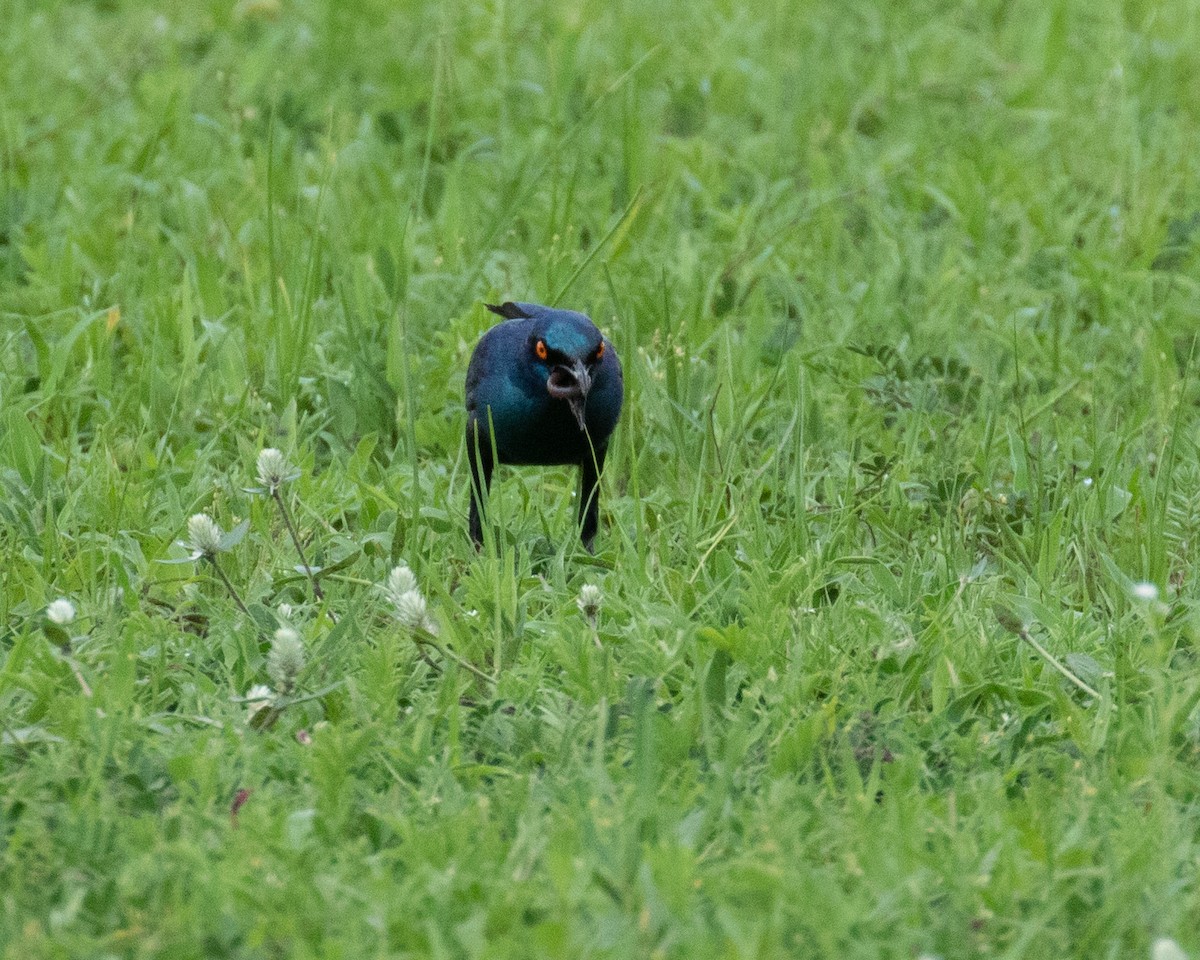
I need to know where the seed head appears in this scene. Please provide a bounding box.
[382,564,437,634]
[245,684,274,721]
[384,564,419,604]
[1131,582,1159,602]
[256,448,293,492]
[46,598,77,625]
[1152,938,1187,960]
[187,514,224,556]
[577,583,602,620]
[393,589,428,629]
[267,627,306,695]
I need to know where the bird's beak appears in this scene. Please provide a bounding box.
[547,359,592,431]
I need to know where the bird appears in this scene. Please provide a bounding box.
[465,301,624,551]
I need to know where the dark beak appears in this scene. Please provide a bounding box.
[547,359,592,431]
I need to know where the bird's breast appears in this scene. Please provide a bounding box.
[475,390,614,466]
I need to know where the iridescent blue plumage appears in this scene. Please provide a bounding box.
[466,301,624,550]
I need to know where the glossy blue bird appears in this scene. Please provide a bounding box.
[466,301,623,551]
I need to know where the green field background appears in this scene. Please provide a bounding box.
[2,0,1200,956]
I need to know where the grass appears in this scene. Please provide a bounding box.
[3,0,1200,956]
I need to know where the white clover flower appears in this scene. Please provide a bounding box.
[577,583,602,619]
[186,514,223,556]
[1132,582,1159,602]
[46,598,77,625]
[245,684,274,721]
[267,627,306,695]
[256,448,293,492]
[384,564,419,604]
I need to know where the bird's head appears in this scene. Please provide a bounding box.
[487,302,607,431]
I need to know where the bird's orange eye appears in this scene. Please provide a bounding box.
[535,340,548,360]
[595,342,605,360]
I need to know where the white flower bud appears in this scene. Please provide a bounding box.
[1152,938,1187,960]
[245,684,274,721]
[1131,582,1159,602]
[256,448,292,492]
[267,627,306,695]
[187,514,223,556]
[577,583,602,619]
[393,589,429,630]
[385,564,419,603]
[46,598,77,625]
